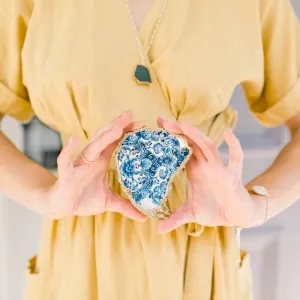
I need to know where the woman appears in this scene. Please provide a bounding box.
[0,0,300,299]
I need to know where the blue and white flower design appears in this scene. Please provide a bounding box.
[116,128,192,214]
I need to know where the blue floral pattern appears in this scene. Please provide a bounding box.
[115,128,192,212]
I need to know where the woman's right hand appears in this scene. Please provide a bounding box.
[39,111,147,221]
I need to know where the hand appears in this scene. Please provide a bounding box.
[157,117,259,234]
[39,111,147,221]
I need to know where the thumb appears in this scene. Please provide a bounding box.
[57,136,79,175]
[106,193,147,222]
[157,204,194,234]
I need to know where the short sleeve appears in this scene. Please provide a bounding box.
[0,0,34,122]
[242,0,300,127]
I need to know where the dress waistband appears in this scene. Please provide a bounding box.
[60,104,237,149]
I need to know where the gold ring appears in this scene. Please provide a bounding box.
[80,152,94,164]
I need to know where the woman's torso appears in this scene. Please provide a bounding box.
[21,0,264,146]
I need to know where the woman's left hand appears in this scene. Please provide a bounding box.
[157,117,259,234]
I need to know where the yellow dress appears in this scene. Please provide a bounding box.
[1,0,300,299]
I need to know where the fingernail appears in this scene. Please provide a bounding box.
[124,109,132,115]
[225,128,233,136]
[68,136,75,144]
[167,119,177,125]
[68,136,78,148]
[118,110,130,118]
[160,117,173,125]
[112,123,121,130]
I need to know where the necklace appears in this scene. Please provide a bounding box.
[125,0,168,85]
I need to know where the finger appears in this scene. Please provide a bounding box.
[224,128,243,176]
[106,193,147,222]
[111,110,134,127]
[83,112,135,160]
[57,136,78,173]
[180,123,221,162]
[157,116,182,134]
[82,125,123,162]
[185,155,199,176]
[157,116,164,127]
[100,141,119,168]
[188,140,206,163]
[100,122,145,167]
[123,121,145,133]
[157,117,205,163]
[158,118,205,162]
[91,110,134,141]
[157,205,194,234]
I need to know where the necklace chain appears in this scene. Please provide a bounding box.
[125,0,168,65]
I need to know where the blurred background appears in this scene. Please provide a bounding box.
[1,1,300,299]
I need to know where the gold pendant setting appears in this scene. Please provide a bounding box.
[134,65,152,85]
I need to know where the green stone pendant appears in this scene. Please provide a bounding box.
[134,65,152,85]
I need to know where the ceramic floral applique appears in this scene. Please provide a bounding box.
[114,128,192,219]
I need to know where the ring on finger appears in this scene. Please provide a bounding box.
[80,152,94,164]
